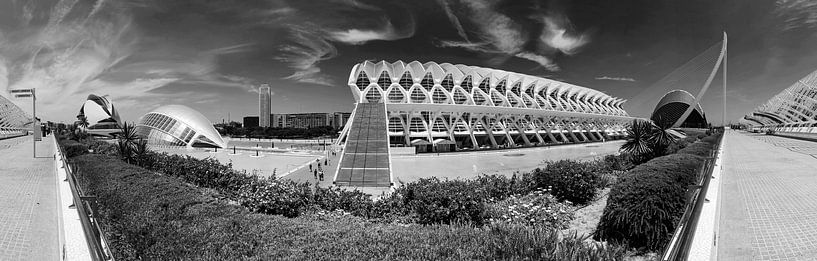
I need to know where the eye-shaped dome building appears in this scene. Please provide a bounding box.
[135,105,226,148]
[650,90,708,128]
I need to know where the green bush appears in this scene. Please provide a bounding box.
[62,140,89,158]
[532,160,601,205]
[390,177,489,225]
[594,152,707,250]
[70,154,626,260]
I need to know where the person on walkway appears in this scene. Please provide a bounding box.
[309,164,312,171]
[314,169,318,180]
[319,171,324,181]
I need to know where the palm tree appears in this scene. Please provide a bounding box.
[621,119,654,159]
[648,116,678,157]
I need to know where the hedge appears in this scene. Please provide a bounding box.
[531,160,602,205]
[70,154,627,260]
[594,134,722,250]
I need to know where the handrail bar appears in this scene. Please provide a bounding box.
[661,132,724,260]
[56,135,116,261]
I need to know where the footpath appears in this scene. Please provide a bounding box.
[717,132,817,260]
[0,135,60,260]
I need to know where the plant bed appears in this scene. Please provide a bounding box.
[69,154,627,260]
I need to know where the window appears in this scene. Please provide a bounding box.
[355,71,370,90]
[399,71,413,89]
[365,88,381,103]
[478,78,491,93]
[453,89,469,104]
[495,79,507,94]
[441,74,454,92]
[432,88,448,103]
[410,88,426,103]
[388,88,404,103]
[388,117,403,132]
[510,82,521,96]
[461,75,473,89]
[421,72,434,91]
[377,71,391,87]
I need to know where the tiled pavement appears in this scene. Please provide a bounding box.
[0,135,60,261]
[717,132,817,261]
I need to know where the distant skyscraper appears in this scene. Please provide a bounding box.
[259,84,271,127]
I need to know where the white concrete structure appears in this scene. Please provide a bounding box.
[0,93,30,138]
[77,94,122,137]
[651,90,708,128]
[259,84,271,127]
[135,105,226,148]
[741,69,817,133]
[340,60,634,151]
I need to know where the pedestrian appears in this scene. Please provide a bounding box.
[309,164,312,171]
[314,169,318,179]
[319,171,324,181]
[324,159,328,165]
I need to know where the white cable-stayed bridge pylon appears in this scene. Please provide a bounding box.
[672,32,727,128]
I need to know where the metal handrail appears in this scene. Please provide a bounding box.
[56,136,116,261]
[661,132,724,260]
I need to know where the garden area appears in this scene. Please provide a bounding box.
[57,120,722,260]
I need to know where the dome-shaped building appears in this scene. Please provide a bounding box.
[77,94,122,130]
[650,90,708,128]
[135,105,226,148]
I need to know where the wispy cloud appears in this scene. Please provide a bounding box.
[595,76,636,82]
[435,0,588,71]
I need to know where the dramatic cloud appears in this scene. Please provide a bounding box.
[436,0,588,70]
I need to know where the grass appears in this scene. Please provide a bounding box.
[563,188,611,239]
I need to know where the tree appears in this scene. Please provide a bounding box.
[620,119,654,160]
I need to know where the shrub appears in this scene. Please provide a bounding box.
[390,177,488,225]
[62,140,89,158]
[532,160,601,205]
[594,153,707,250]
[486,189,574,229]
[69,154,627,260]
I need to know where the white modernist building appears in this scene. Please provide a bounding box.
[77,94,122,137]
[135,105,226,148]
[340,60,633,151]
[333,61,635,187]
[741,69,817,133]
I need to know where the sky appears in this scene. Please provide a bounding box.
[1,0,816,125]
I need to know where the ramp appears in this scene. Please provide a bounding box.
[334,103,391,187]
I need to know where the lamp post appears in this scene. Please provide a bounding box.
[11,88,36,158]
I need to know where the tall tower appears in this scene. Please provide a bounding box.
[259,84,271,127]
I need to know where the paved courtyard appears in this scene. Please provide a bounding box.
[0,136,60,261]
[390,140,624,184]
[718,132,817,260]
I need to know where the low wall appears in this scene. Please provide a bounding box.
[772,132,817,143]
[389,147,416,155]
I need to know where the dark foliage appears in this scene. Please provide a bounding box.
[531,160,602,205]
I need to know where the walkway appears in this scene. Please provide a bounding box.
[717,132,817,260]
[0,135,60,260]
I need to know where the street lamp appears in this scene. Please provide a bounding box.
[11,88,36,158]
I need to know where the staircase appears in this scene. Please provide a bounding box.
[334,103,391,187]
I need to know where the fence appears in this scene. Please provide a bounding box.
[661,133,724,260]
[55,136,116,261]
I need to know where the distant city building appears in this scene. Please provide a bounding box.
[243,116,259,128]
[244,112,350,129]
[651,90,708,128]
[333,112,352,129]
[136,105,226,148]
[259,84,271,127]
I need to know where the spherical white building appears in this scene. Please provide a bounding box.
[135,105,226,148]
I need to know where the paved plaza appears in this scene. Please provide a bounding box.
[718,132,817,260]
[390,140,624,184]
[0,136,60,260]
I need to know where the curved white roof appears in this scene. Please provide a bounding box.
[346,60,629,117]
